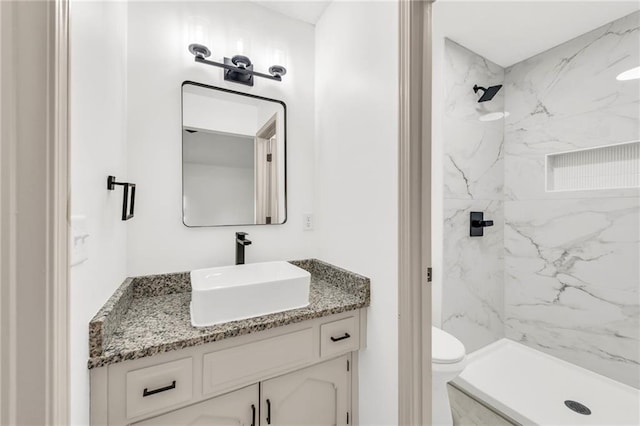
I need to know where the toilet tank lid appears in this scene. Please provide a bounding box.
[432,327,466,364]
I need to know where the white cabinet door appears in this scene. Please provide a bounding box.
[134,384,258,426]
[261,355,351,426]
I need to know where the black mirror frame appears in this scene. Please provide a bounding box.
[180,80,288,227]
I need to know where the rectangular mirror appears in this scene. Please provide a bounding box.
[181,82,286,227]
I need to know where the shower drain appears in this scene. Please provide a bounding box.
[564,400,592,415]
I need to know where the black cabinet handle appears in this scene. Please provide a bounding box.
[251,404,256,426]
[142,380,176,397]
[330,333,351,342]
[266,399,271,424]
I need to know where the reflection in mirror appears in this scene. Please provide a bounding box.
[182,82,286,227]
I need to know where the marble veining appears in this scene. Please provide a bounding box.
[442,199,504,352]
[88,259,370,369]
[504,11,640,201]
[442,39,506,352]
[504,197,640,387]
[503,11,640,388]
[444,39,505,201]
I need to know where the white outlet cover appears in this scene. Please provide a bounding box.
[303,213,313,231]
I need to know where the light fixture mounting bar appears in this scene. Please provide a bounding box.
[188,44,286,86]
[194,56,282,85]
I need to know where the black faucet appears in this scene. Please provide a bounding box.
[235,232,252,265]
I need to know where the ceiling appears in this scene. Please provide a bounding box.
[435,0,640,67]
[250,1,638,65]
[251,1,331,25]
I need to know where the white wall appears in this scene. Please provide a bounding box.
[315,2,399,424]
[184,163,254,225]
[183,130,255,226]
[69,1,128,424]
[126,2,316,274]
[183,88,258,135]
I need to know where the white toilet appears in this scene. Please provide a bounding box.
[432,326,467,426]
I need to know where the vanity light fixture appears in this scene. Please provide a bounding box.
[188,43,287,86]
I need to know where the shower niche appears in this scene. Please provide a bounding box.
[546,141,640,192]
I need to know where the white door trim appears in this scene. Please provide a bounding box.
[0,0,70,424]
[0,2,18,424]
[52,0,71,423]
[398,0,432,424]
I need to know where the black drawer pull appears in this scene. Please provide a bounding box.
[266,399,271,424]
[330,333,351,342]
[142,380,176,397]
[251,404,256,426]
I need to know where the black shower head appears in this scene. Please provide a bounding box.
[473,84,503,102]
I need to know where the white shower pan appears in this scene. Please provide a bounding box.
[452,339,640,425]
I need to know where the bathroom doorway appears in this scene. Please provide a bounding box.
[431,2,640,424]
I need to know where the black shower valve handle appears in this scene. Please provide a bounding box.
[472,219,494,227]
[470,212,493,237]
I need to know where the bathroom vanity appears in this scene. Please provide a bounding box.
[88,259,370,425]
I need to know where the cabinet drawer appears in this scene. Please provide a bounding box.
[125,357,193,420]
[203,328,314,396]
[320,316,358,358]
[133,384,258,426]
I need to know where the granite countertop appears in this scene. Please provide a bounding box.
[88,259,370,369]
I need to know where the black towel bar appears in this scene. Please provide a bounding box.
[107,176,136,221]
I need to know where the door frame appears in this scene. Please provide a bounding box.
[0,0,70,424]
[0,0,431,423]
[255,113,279,224]
[398,0,432,424]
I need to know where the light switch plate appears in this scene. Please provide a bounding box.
[71,215,89,267]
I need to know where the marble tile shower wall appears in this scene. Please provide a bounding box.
[442,39,506,352]
[503,12,640,388]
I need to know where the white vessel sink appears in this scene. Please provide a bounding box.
[190,261,311,327]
